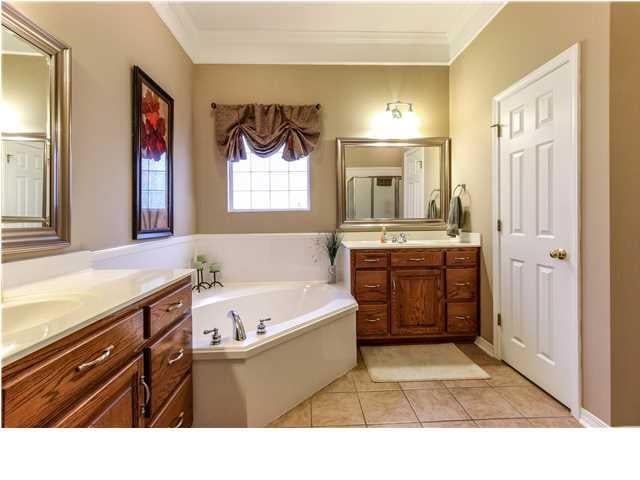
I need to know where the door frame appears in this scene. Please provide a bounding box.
[491,43,581,415]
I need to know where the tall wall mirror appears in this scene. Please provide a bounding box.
[337,137,450,230]
[1,4,71,260]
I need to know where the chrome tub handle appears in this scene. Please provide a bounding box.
[76,345,114,372]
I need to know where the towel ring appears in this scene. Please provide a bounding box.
[452,183,467,197]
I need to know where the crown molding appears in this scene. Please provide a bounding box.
[194,29,450,64]
[152,1,198,62]
[152,1,505,66]
[449,2,507,64]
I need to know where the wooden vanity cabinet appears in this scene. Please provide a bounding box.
[390,269,444,336]
[1,276,193,428]
[351,247,479,343]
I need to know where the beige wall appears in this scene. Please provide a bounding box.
[449,3,612,422]
[12,2,196,251]
[345,146,403,168]
[193,65,449,233]
[610,2,640,426]
[2,54,49,133]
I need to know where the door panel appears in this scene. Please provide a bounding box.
[497,51,578,409]
[402,147,424,218]
[2,140,45,218]
[390,269,444,335]
[53,356,143,428]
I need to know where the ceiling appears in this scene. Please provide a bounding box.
[152,1,505,65]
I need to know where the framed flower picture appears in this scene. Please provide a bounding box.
[132,66,174,239]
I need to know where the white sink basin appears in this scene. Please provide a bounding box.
[2,294,89,335]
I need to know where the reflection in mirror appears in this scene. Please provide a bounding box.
[1,139,48,227]
[1,24,50,230]
[1,3,71,259]
[345,146,442,221]
[337,138,450,231]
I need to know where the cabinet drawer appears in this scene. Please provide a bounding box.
[147,315,192,417]
[53,356,143,428]
[357,304,388,336]
[354,252,388,268]
[391,250,444,267]
[446,269,477,300]
[150,372,193,428]
[3,310,144,427]
[446,249,477,267]
[355,270,387,302]
[447,303,477,334]
[354,251,388,268]
[146,283,192,338]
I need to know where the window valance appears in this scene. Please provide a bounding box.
[214,103,321,162]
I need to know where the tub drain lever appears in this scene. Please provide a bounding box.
[204,327,222,345]
[256,318,272,335]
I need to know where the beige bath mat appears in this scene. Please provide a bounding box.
[360,343,489,382]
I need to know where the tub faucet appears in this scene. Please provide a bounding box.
[228,310,247,341]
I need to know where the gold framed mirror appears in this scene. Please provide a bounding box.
[337,137,451,231]
[1,3,71,260]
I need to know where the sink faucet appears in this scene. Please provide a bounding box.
[228,310,247,341]
[397,232,408,243]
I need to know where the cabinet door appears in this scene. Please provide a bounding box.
[390,269,444,336]
[53,356,144,428]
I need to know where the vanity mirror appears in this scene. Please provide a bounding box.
[336,137,450,230]
[1,4,71,260]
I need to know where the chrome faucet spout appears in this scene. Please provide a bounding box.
[228,310,247,341]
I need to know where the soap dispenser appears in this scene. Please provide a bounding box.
[380,226,387,243]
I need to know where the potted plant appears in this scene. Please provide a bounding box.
[323,231,343,284]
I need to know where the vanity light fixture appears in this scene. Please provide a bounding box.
[386,101,414,119]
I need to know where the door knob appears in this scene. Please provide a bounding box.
[549,248,567,260]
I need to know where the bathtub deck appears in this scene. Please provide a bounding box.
[268,344,580,428]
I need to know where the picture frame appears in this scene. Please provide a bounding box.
[132,65,174,240]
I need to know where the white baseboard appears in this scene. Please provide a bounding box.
[579,408,609,428]
[474,336,497,358]
[473,337,607,428]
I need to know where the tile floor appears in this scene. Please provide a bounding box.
[268,343,581,428]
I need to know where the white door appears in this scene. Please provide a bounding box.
[1,140,45,218]
[403,147,424,218]
[494,45,580,412]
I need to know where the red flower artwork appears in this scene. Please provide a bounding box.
[140,89,167,161]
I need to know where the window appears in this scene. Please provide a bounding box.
[227,145,310,212]
[140,155,168,210]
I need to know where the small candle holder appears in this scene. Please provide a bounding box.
[191,254,224,292]
[209,263,223,288]
[192,258,213,293]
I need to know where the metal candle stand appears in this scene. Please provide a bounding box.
[191,256,224,292]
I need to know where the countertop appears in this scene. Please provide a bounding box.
[342,238,481,250]
[1,268,193,365]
